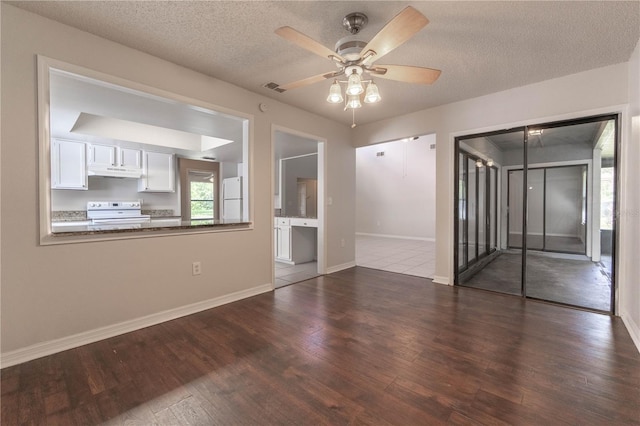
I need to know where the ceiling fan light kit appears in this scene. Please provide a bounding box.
[326,80,344,104]
[274,6,441,126]
[364,81,381,104]
[346,68,364,95]
[346,94,362,110]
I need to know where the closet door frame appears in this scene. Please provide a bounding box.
[453,113,619,315]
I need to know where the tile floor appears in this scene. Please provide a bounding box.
[275,261,319,288]
[275,235,436,288]
[356,234,436,279]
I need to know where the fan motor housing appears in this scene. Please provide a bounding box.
[335,36,368,61]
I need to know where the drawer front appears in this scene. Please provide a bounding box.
[277,218,290,226]
[290,218,318,228]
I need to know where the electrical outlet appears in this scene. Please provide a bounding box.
[340,238,346,248]
[192,261,201,276]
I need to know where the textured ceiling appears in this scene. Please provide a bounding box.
[7,1,640,127]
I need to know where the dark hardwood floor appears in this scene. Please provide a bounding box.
[2,266,639,425]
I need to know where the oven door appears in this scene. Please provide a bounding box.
[89,216,150,230]
[91,217,151,225]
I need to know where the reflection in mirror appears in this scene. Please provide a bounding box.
[526,119,616,312]
[455,130,524,296]
[40,59,250,238]
[455,117,617,313]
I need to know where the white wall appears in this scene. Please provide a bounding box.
[620,39,640,350]
[0,5,355,360]
[355,135,436,239]
[353,62,630,292]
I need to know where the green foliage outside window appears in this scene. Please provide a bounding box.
[191,181,214,219]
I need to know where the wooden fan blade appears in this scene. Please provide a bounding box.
[278,71,341,92]
[361,6,429,63]
[275,26,345,62]
[369,65,441,84]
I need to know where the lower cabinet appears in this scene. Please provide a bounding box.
[275,218,316,264]
[276,225,292,261]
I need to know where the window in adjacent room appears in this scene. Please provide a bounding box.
[189,171,215,219]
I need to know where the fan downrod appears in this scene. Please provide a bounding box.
[342,12,368,34]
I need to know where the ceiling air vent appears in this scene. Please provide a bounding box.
[263,82,285,93]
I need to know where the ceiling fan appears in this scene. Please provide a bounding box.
[274,6,441,94]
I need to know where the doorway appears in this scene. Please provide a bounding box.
[273,129,325,288]
[454,115,618,313]
[355,134,437,278]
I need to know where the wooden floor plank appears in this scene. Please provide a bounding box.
[2,267,639,425]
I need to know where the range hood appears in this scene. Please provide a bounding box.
[88,164,142,178]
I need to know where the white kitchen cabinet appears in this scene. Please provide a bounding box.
[89,144,141,169]
[277,224,292,261]
[275,217,316,264]
[119,147,142,168]
[51,139,88,190]
[138,151,175,192]
[88,144,116,167]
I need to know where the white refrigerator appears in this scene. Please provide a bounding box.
[222,177,243,220]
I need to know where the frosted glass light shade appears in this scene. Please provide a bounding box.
[346,94,362,109]
[326,81,343,103]
[364,81,381,103]
[346,72,364,95]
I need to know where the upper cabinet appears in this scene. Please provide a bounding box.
[119,147,142,169]
[88,144,116,167]
[139,151,175,192]
[51,139,88,190]
[52,139,173,192]
[89,144,141,169]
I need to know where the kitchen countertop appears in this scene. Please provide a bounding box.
[274,216,317,219]
[51,218,250,236]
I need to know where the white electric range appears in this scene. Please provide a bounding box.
[86,200,150,229]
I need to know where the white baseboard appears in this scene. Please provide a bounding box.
[326,261,356,274]
[620,308,640,354]
[0,283,273,369]
[356,232,435,242]
[432,275,450,285]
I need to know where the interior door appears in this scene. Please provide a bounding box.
[455,129,524,297]
[525,119,616,313]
